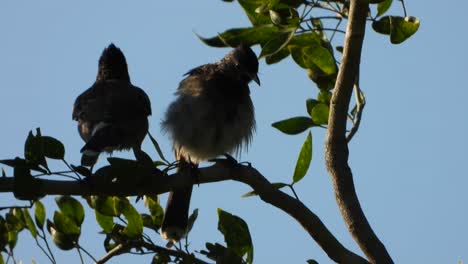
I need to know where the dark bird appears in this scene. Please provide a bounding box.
[161,44,260,243]
[72,44,151,165]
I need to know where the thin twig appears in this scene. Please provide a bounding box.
[346,78,366,143]
[399,0,407,17]
[96,243,128,264]
[289,185,300,200]
[297,28,346,34]
[40,229,56,263]
[330,19,343,42]
[78,244,98,263]
[35,239,56,263]
[76,246,84,264]
[62,159,82,180]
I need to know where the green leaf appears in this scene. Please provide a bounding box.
[34,200,46,229]
[317,90,332,104]
[217,209,253,264]
[24,129,48,170]
[95,210,114,233]
[238,0,272,25]
[147,132,169,164]
[290,32,322,46]
[265,47,290,64]
[376,0,392,17]
[53,212,80,236]
[22,209,37,238]
[198,26,279,47]
[144,195,164,228]
[10,209,25,231]
[187,208,199,234]
[311,103,330,125]
[7,228,18,250]
[292,132,312,183]
[373,16,419,43]
[201,243,243,264]
[303,45,337,75]
[306,99,319,115]
[242,182,287,198]
[41,136,65,160]
[92,196,122,217]
[390,16,420,44]
[259,28,295,58]
[0,253,4,264]
[372,16,391,34]
[55,196,84,226]
[121,201,143,238]
[0,217,7,250]
[272,117,315,135]
[269,10,284,25]
[47,221,76,251]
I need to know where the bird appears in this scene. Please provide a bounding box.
[161,44,260,243]
[72,44,151,165]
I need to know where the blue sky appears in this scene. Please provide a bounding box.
[0,1,466,263]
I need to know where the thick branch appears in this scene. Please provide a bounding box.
[325,0,393,263]
[0,163,368,264]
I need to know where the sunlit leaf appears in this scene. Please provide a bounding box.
[217,209,253,264]
[22,209,37,238]
[198,25,279,48]
[55,196,84,226]
[376,0,392,17]
[306,99,319,115]
[144,195,164,228]
[317,90,332,104]
[121,201,143,238]
[53,212,80,236]
[390,16,420,44]
[259,28,295,58]
[47,221,76,251]
[238,0,272,25]
[292,132,312,183]
[311,103,330,125]
[303,45,337,75]
[95,210,114,233]
[272,117,315,135]
[373,16,420,44]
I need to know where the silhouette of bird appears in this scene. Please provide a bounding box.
[161,44,260,243]
[73,44,151,165]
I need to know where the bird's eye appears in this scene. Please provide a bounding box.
[235,63,241,69]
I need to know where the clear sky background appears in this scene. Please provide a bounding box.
[0,1,466,264]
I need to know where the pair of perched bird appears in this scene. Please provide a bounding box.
[72,43,260,243]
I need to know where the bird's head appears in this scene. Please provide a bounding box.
[97,43,130,82]
[227,44,260,86]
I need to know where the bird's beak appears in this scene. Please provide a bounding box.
[252,74,261,86]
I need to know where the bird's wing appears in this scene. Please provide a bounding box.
[73,80,151,123]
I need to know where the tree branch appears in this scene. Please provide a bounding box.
[0,162,368,263]
[325,0,393,263]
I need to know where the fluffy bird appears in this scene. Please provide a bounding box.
[73,44,151,164]
[161,44,260,243]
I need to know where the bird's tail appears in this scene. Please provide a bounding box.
[80,123,122,155]
[161,156,194,244]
